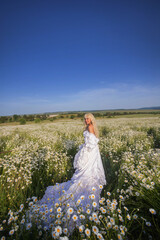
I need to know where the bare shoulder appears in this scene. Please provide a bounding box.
[88,125,95,134]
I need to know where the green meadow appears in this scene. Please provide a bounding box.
[0,114,160,239]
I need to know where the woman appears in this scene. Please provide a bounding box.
[28,113,106,234]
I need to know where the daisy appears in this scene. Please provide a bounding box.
[149,208,156,215]
[92,212,97,219]
[117,234,123,240]
[124,206,128,211]
[20,204,24,210]
[51,231,56,238]
[99,199,104,204]
[26,223,32,230]
[85,228,91,237]
[39,231,42,236]
[133,214,138,219]
[91,194,95,199]
[92,202,97,208]
[57,213,61,218]
[67,207,73,215]
[55,203,59,208]
[57,207,62,213]
[76,199,81,205]
[107,222,112,229]
[94,217,99,223]
[102,208,106,214]
[21,219,25,224]
[62,217,66,222]
[114,225,119,231]
[80,214,85,219]
[97,233,104,239]
[119,195,124,200]
[117,208,121,213]
[80,195,85,200]
[55,225,62,235]
[29,201,33,206]
[77,209,81,214]
[92,225,99,234]
[110,217,115,225]
[86,209,91,214]
[9,229,14,235]
[127,214,131,220]
[72,215,78,221]
[121,229,125,236]
[106,199,111,204]
[79,225,84,233]
[146,222,151,226]
[63,228,68,234]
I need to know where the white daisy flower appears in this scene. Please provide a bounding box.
[91,194,95,199]
[67,207,73,215]
[85,228,91,237]
[146,222,151,226]
[86,209,91,214]
[55,225,62,235]
[79,225,85,233]
[57,207,62,213]
[92,225,99,234]
[63,228,68,234]
[149,208,156,215]
[97,233,104,239]
[92,202,97,208]
[9,229,14,235]
[80,195,85,200]
[80,214,85,219]
[72,214,78,221]
[26,223,32,230]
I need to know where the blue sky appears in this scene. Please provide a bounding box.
[0,0,160,116]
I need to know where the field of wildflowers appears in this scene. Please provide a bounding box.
[0,117,160,240]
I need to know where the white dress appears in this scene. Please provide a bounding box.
[28,130,106,233]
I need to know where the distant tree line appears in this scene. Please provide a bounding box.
[0,114,48,124]
[0,111,160,124]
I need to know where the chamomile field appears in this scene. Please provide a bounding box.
[0,117,160,240]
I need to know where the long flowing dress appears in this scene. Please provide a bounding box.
[28,130,106,234]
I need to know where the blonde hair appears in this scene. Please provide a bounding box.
[84,113,99,138]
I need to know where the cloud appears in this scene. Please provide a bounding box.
[0,83,160,115]
[56,84,160,110]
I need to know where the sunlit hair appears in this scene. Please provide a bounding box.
[84,113,99,138]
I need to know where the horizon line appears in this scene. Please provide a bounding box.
[1,106,160,117]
